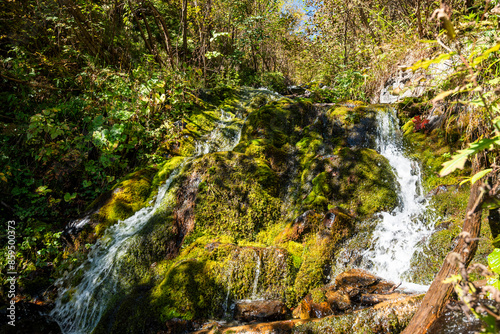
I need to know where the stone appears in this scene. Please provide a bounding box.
[294,294,425,333]
[334,268,381,290]
[234,300,289,321]
[325,290,351,311]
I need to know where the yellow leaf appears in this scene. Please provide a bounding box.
[432,89,456,103]
[472,43,500,67]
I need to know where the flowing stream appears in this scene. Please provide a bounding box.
[363,108,435,291]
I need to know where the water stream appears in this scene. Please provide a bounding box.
[49,166,184,333]
[362,108,435,291]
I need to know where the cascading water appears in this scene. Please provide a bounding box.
[363,107,435,291]
[48,88,279,333]
[49,166,184,333]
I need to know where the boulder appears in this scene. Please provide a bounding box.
[234,300,288,321]
[293,269,398,320]
[334,268,381,290]
[325,290,351,311]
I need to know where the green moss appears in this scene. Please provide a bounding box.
[152,259,224,321]
[280,241,305,270]
[192,152,282,240]
[151,156,186,190]
[335,148,399,217]
[147,241,294,322]
[327,104,368,124]
[310,287,327,304]
[93,167,157,237]
[404,125,467,192]
[293,236,333,302]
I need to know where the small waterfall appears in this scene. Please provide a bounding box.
[49,166,184,333]
[250,251,261,300]
[222,261,235,318]
[363,108,435,291]
[195,109,242,156]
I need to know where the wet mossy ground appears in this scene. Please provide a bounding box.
[64,93,419,333]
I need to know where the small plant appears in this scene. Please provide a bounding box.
[412,116,430,132]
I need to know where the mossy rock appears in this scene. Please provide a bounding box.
[240,98,315,148]
[190,151,282,241]
[292,294,424,333]
[407,186,493,284]
[332,148,399,217]
[90,166,157,237]
[402,116,467,191]
[149,242,295,322]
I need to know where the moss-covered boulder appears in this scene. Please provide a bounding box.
[87,166,157,238]
[64,97,407,333]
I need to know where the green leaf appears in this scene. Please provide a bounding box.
[439,138,497,177]
[470,168,493,184]
[409,53,455,71]
[64,192,76,202]
[488,248,500,275]
[492,235,500,249]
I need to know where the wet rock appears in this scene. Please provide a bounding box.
[293,269,398,320]
[346,117,377,148]
[288,210,315,241]
[235,300,289,321]
[323,208,354,231]
[359,292,406,306]
[325,290,351,311]
[334,268,381,290]
[194,319,308,334]
[293,294,424,333]
[292,295,332,320]
[287,85,306,95]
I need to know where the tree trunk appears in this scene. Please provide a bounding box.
[149,3,176,69]
[181,0,188,61]
[402,160,485,334]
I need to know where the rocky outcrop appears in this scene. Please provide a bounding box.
[56,92,405,334]
[234,300,289,321]
[292,269,405,320]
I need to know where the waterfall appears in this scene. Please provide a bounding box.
[363,108,435,291]
[49,101,252,333]
[49,166,184,334]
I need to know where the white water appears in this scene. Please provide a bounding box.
[195,109,242,156]
[250,251,261,299]
[50,100,254,333]
[363,108,435,292]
